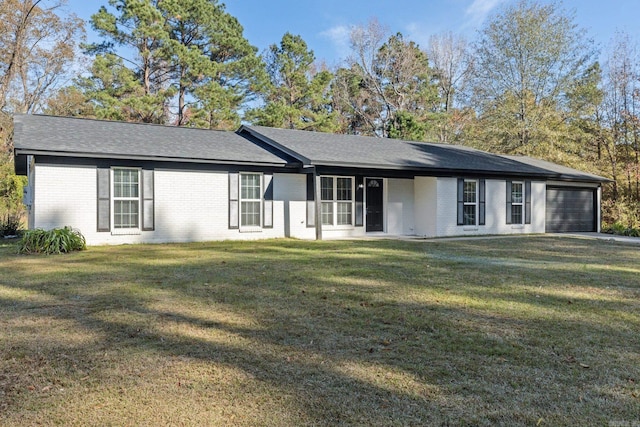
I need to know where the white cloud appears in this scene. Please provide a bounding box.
[405,22,434,49]
[464,0,507,27]
[319,25,352,63]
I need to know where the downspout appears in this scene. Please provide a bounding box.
[313,168,323,241]
[596,185,602,233]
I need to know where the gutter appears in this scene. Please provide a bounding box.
[13,148,291,169]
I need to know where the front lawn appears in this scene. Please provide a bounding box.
[0,236,638,426]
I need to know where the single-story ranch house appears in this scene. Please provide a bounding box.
[13,114,609,245]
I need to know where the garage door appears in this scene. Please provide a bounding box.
[545,187,596,232]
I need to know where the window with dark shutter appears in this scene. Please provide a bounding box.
[507,180,525,225]
[112,168,141,231]
[229,172,265,231]
[459,179,478,226]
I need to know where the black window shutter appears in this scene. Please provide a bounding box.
[229,172,239,229]
[355,175,364,227]
[97,168,110,232]
[457,178,464,225]
[263,173,273,228]
[306,173,315,227]
[506,180,513,224]
[142,169,154,231]
[479,179,486,226]
[525,180,532,224]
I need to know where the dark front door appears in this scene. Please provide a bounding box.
[366,178,384,232]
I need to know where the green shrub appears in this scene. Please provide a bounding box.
[601,197,640,230]
[611,221,627,235]
[18,226,86,255]
[0,213,22,237]
[624,227,640,237]
[602,221,640,237]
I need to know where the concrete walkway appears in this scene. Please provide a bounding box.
[330,232,640,245]
[556,232,640,245]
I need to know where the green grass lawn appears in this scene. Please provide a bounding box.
[0,236,638,426]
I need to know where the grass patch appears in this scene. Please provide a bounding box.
[1,236,639,426]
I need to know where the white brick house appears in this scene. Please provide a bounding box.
[13,115,608,245]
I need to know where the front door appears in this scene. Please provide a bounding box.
[366,178,384,232]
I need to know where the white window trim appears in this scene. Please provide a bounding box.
[463,179,478,227]
[320,175,355,229]
[239,172,263,232]
[511,181,524,225]
[111,167,141,235]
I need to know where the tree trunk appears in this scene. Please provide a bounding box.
[0,1,42,111]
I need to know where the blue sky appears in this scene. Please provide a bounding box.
[65,0,640,66]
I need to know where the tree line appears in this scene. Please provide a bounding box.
[1,0,639,228]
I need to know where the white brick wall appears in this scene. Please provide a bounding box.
[32,164,298,245]
[414,177,437,237]
[387,178,415,235]
[274,173,316,240]
[33,164,97,237]
[435,178,546,237]
[31,162,574,244]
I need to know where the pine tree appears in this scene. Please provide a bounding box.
[246,32,336,132]
[85,0,265,128]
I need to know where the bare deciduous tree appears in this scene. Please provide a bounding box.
[428,32,474,143]
[469,0,595,154]
[0,0,84,114]
[600,32,640,205]
[334,19,439,140]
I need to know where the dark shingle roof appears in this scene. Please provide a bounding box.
[242,125,608,182]
[13,115,609,183]
[13,114,288,166]
[501,155,611,182]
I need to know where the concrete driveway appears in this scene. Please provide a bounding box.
[557,232,640,245]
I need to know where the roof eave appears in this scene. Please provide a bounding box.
[14,149,290,168]
[308,160,556,178]
[551,174,612,184]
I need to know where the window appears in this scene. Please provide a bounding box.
[113,168,140,229]
[511,182,524,224]
[336,177,353,225]
[463,180,477,226]
[321,177,334,225]
[507,180,530,225]
[457,178,485,227]
[97,168,153,233]
[240,173,262,227]
[228,172,273,230]
[320,176,354,226]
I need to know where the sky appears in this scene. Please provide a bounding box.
[64,0,640,67]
